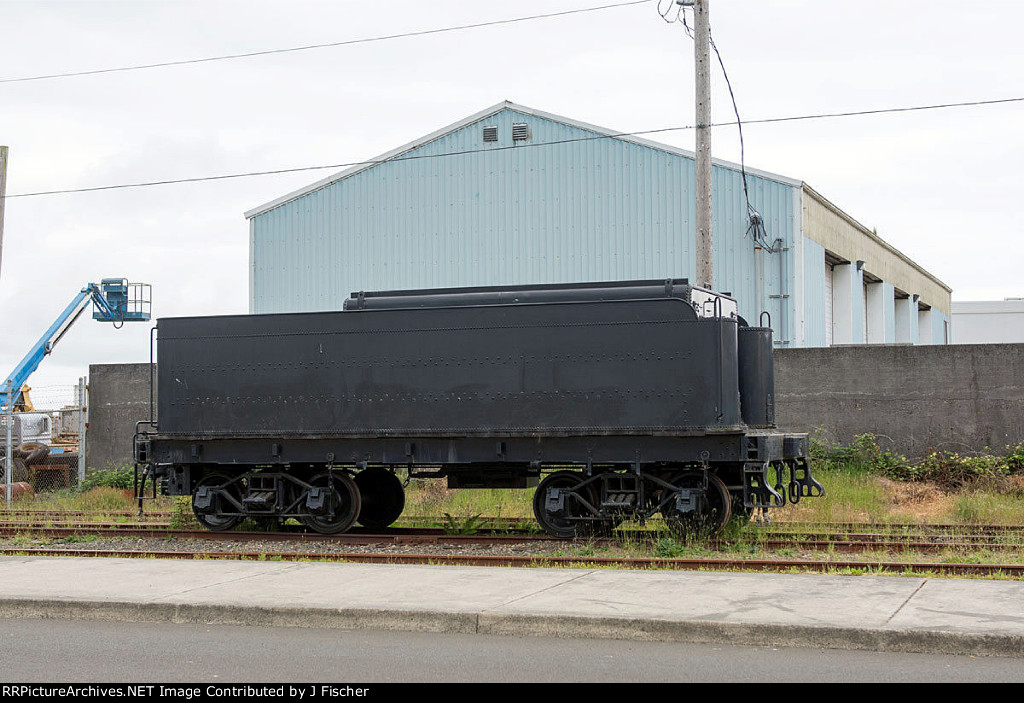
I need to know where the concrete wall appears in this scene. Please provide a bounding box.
[86,364,154,470]
[775,344,1024,458]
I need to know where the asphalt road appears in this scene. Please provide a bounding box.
[2,618,1022,683]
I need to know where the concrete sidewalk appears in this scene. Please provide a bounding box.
[1,556,1022,657]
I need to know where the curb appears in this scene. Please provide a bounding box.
[2,598,1023,658]
[478,612,1024,658]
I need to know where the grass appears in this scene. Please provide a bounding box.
[951,491,1024,524]
[781,463,890,524]
[1,486,158,515]
[403,479,533,521]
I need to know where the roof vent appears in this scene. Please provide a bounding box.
[482,126,498,143]
[512,123,530,142]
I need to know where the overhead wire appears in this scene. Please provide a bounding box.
[656,0,688,29]
[707,30,779,252]
[6,95,1024,199]
[663,3,775,249]
[0,0,652,84]
[5,125,689,199]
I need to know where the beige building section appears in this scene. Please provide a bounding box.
[802,184,951,315]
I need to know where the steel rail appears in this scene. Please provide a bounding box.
[0,525,555,546]
[2,523,1022,555]
[3,519,1022,544]
[767,521,1024,534]
[4,511,1024,535]
[4,515,1022,541]
[755,529,1024,544]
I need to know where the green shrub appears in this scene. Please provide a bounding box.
[80,466,134,491]
[169,496,198,528]
[811,432,906,474]
[1005,444,1024,472]
[442,512,485,535]
[816,434,1024,492]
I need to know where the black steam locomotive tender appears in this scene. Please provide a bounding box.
[134,279,823,537]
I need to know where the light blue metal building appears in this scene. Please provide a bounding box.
[245,101,951,347]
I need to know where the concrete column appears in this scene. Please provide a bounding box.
[895,296,914,344]
[832,263,855,344]
[910,295,920,344]
[852,264,866,344]
[865,282,894,344]
[918,308,934,345]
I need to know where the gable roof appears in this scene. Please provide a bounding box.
[244,100,801,219]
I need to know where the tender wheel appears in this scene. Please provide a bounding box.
[533,471,601,539]
[301,471,361,535]
[661,471,732,538]
[192,472,244,531]
[354,467,405,529]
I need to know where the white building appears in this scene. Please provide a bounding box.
[952,299,1024,344]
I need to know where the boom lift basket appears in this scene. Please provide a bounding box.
[94,279,151,322]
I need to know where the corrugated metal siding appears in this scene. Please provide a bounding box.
[862,280,869,344]
[932,310,951,345]
[250,108,797,341]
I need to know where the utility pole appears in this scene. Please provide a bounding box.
[680,0,713,290]
[0,146,8,285]
[1,149,8,506]
[692,0,712,290]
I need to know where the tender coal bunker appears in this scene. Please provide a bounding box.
[156,281,740,437]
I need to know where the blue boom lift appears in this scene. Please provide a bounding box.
[1,279,151,411]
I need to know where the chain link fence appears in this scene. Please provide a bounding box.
[2,380,86,503]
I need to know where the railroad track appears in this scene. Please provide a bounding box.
[0,523,553,546]
[2,520,1022,556]
[5,511,1024,533]
[766,521,1024,536]
[0,510,175,522]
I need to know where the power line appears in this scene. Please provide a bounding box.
[656,0,690,29]
[6,125,687,198]
[0,1,651,85]
[738,98,1024,127]
[6,95,1023,199]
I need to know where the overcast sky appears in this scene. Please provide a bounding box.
[1,0,1021,400]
